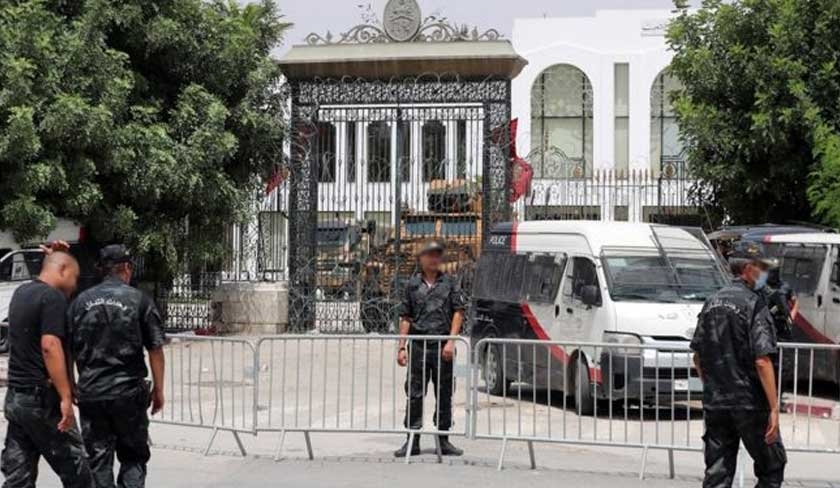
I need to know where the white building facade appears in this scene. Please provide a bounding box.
[512,9,683,176]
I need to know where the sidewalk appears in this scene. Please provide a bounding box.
[15,424,840,488]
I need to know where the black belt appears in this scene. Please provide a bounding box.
[8,384,51,394]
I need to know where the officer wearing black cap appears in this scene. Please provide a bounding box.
[67,245,167,488]
[394,239,465,458]
[692,247,787,487]
[728,242,797,341]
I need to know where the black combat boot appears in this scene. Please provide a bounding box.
[393,435,421,458]
[437,436,463,456]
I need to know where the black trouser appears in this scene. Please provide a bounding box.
[1,387,93,488]
[403,339,454,431]
[702,410,787,488]
[78,388,151,488]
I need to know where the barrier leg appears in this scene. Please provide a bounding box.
[405,432,416,465]
[231,432,247,457]
[497,438,508,471]
[274,430,286,462]
[527,441,536,470]
[667,449,675,479]
[434,435,442,464]
[304,431,314,461]
[204,427,219,457]
[639,445,649,480]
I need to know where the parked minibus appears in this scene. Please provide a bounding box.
[470,221,729,414]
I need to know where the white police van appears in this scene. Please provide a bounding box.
[761,232,840,382]
[470,221,729,414]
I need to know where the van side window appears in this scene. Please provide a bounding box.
[474,251,528,302]
[564,257,599,302]
[525,254,565,303]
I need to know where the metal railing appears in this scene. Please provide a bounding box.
[154,335,258,456]
[151,335,840,479]
[471,338,703,475]
[254,335,471,462]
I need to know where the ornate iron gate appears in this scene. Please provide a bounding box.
[286,75,512,332]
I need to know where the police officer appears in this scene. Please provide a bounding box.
[1,250,94,487]
[67,245,166,488]
[394,240,465,458]
[729,242,797,341]
[691,249,786,488]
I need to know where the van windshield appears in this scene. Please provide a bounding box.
[602,250,727,303]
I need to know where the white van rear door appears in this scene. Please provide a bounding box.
[0,250,42,324]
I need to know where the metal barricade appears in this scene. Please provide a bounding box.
[255,335,471,463]
[776,342,840,454]
[152,335,258,456]
[471,338,704,476]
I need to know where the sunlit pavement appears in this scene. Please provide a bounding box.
[5,421,840,488]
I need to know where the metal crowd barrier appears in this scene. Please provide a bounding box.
[150,335,840,480]
[776,342,840,454]
[471,338,703,476]
[254,335,471,463]
[152,335,258,456]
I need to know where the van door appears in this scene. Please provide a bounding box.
[0,249,44,352]
[825,245,840,344]
[554,257,600,343]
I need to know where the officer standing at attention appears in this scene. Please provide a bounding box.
[1,250,94,487]
[394,240,465,458]
[67,245,166,488]
[692,249,786,488]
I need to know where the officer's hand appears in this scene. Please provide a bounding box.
[765,409,780,444]
[442,340,456,362]
[151,387,165,415]
[39,240,71,255]
[57,398,75,432]
[397,348,408,367]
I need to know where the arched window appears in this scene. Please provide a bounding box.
[650,70,685,175]
[316,122,336,183]
[530,64,593,178]
[422,120,447,182]
[367,121,391,183]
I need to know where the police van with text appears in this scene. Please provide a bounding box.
[470,221,729,414]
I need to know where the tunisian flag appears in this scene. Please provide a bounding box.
[508,119,533,203]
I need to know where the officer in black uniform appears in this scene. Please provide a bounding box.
[394,240,465,458]
[1,250,94,487]
[67,245,167,488]
[691,249,787,488]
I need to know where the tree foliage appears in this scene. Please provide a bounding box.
[668,0,840,226]
[0,0,289,269]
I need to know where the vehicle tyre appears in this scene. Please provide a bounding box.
[0,328,8,354]
[483,342,511,396]
[571,354,595,416]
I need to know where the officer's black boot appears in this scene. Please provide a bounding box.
[394,435,421,458]
[437,436,463,456]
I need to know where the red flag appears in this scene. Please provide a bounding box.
[508,118,533,203]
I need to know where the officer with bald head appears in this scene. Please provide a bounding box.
[1,248,94,487]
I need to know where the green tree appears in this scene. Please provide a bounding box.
[0,0,289,270]
[667,0,840,226]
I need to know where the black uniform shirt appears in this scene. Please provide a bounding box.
[691,280,777,410]
[7,280,68,388]
[67,276,166,401]
[400,272,465,336]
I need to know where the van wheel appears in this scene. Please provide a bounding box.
[571,355,595,416]
[484,343,511,396]
[0,324,8,354]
